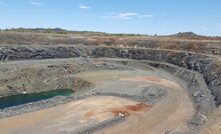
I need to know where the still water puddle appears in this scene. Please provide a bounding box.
[0,89,74,109]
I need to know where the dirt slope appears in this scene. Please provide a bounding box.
[0,69,194,134]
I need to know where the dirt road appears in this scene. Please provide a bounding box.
[77,70,194,134]
[0,70,194,134]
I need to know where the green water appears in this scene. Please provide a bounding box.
[0,89,74,109]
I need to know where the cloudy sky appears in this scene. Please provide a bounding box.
[0,0,220,35]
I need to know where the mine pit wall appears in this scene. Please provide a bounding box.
[0,45,92,61]
[143,62,215,114]
[91,47,221,106]
[0,46,221,107]
[0,76,90,97]
[143,61,215,128]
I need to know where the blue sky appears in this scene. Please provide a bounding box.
[0,0,220,36]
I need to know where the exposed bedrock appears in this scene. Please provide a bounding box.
[91,47,221,107]
[0,58,134,97]
[105,59,215,129]
[143,61,215,128]
[146,61,215,113]
[0,45,221,107]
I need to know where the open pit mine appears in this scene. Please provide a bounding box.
[0,31,221,134]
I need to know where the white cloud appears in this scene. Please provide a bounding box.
[138,14,153,18]
[29,1,43,6]
[102,12,153,19]
[118,13,137,19]
[79,5,90,9]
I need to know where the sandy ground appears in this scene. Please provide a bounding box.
[77,70,194,134]
[199,107,221,134]
[0,96,149,134]
[96,81,193,134]
[0,69,194,134]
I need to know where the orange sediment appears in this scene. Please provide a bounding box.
[83,103,151,119]
[110,103,151,117]
[120,76,162,83]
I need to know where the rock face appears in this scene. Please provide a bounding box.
[0,46,221,128]
[1,45,220,107]
[1,45,221,134]
[92,47,221,106]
